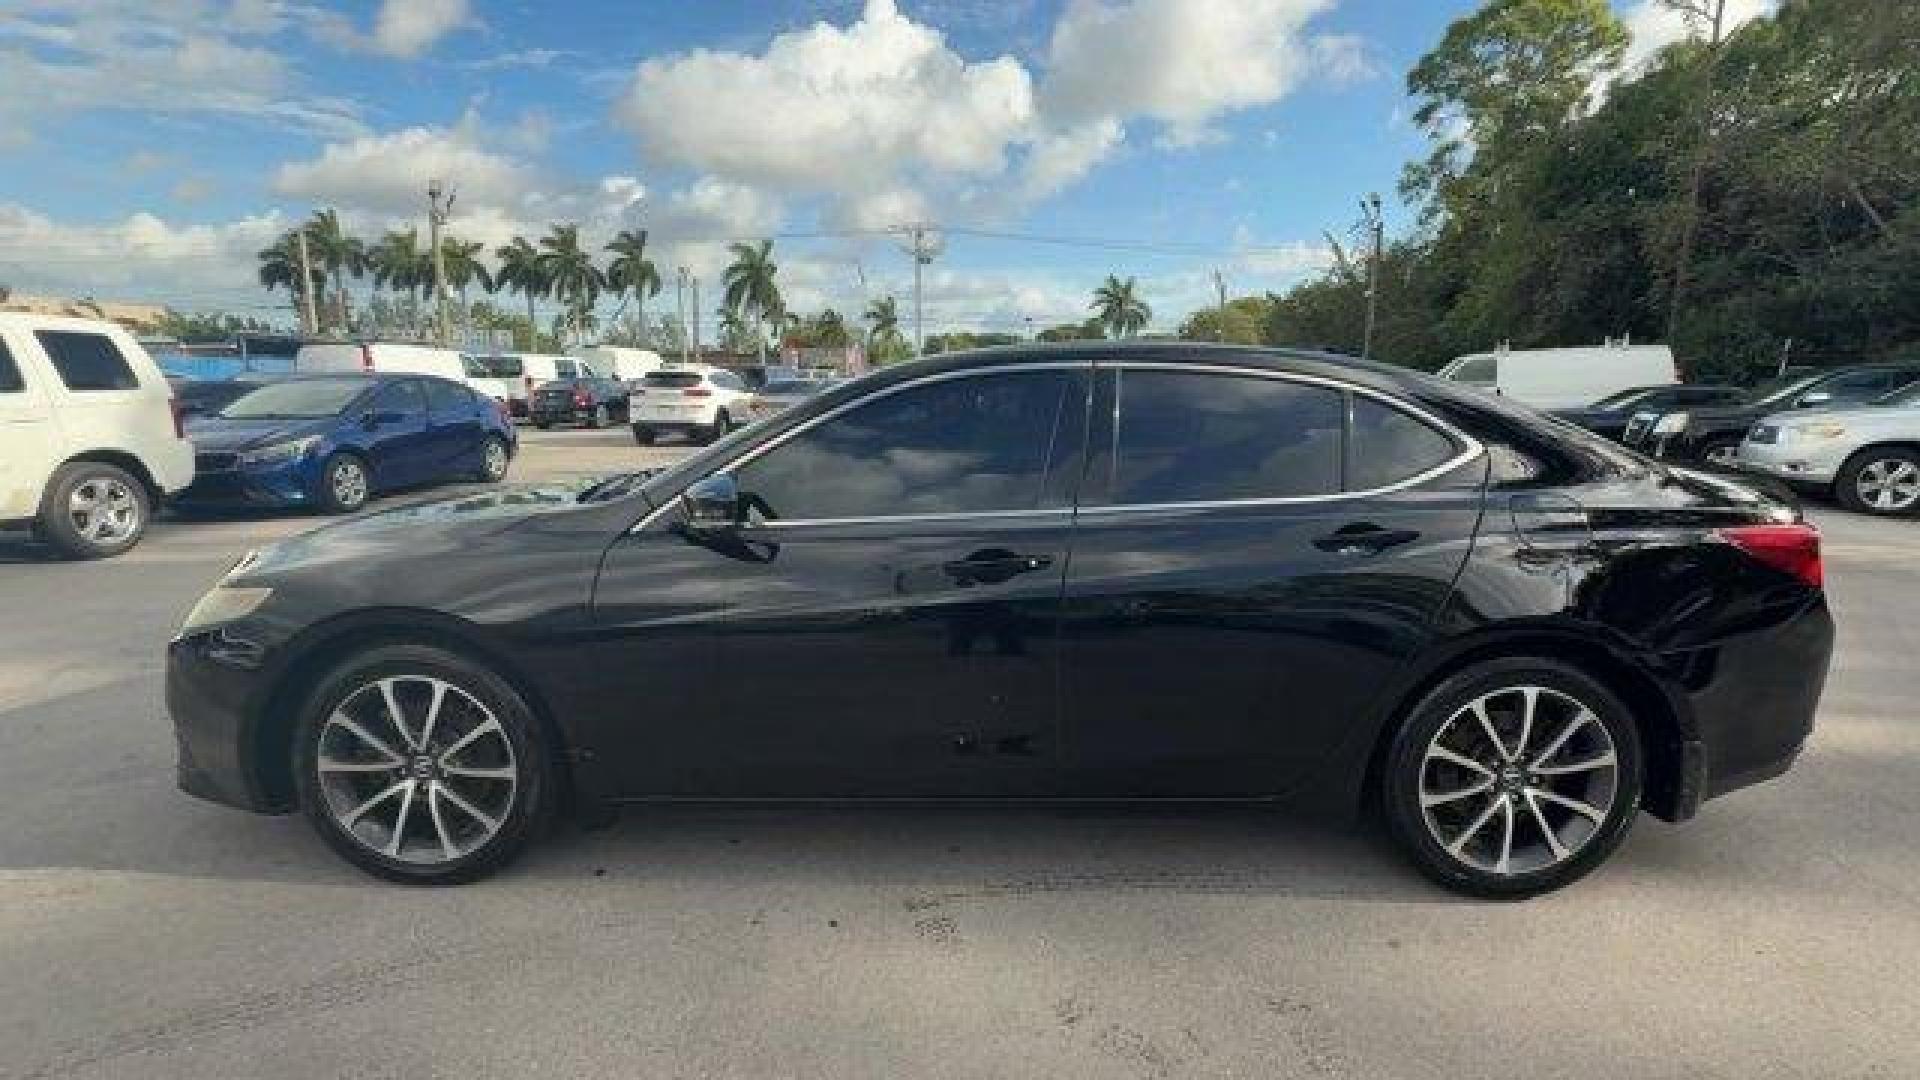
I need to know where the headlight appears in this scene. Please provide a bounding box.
[1785,422,1848,444]
[237,435,320,467]
[1652,412,1690,435]
[179,586,273,635]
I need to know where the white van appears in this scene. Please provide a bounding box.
[463,352,587,417]
[1438,343,1678,410]
[0,313,195,559]
[575,346,665,384]
[296,341,470,383]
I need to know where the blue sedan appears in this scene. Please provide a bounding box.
[179,373,516,513]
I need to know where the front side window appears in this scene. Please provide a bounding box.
[424,378,470,413]
[1091,370,1344,505]
[36,331,138,391]
[220,380,366,419]
[0,336,21,394]
[367,380,426,418]
[733,370,1076,521]
[1349,396,1459,490]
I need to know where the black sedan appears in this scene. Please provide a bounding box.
[1551,384,1741,442]
[527,377,629,429]
[168,343,1833,897]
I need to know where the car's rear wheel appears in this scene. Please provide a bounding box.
[38,461,149,560]
[293,644,552,885]
[701,410,732,445]
[315,453,369,514]
[474,436,511,483]
[587,403,608,429]
[631,425,657,446]
[1835,447,1920,516]
[1383,658,1642,898]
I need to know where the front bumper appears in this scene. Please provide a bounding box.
[1733,438,1845,486]
[1679,594,1834,813]
[168,626,286,812]
[175,458,318,507]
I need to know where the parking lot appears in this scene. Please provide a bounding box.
[3,426,1917,1079]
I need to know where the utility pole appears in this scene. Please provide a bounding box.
[675,267,691,364]
[1360,192,1384,361]
[1665,0,1729,353]
[1211,268,1228,341]
[295,227,319,338]
[908,225,939,356]
[690,273,701,359]
[427,179,454,347]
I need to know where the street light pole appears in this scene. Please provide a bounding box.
[1360,192,1383,361]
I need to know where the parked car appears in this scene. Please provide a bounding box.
[1550,384,1742,442]
[178,373,514,513]
[168,342,1832,896]
[731,363,803,390]
[170,374,277,421]
[629,366,752,444]
[574,346,665,384]
[1624,362,1920,466]
[1437,343,1677,410]
[1738,379,1920,515]
[296,341,471,387]
[462,352,581,418]
[744,377,835,423]
[527,377,630,429]
[0,314,195,558]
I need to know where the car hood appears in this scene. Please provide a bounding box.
[187,415,334,454]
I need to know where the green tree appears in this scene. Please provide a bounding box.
[439,237,494,310]
[368,228,429,300]
[257,231,327,331]
[1036,318,1107,342]
[604,229,662,345]
[1179,296,1272,344]
[302,209,364,334]
[494,236,548,349]
[722,239,782,360]
[537,224,604,345]
[1090,275,1151,338]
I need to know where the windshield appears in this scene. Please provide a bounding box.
[1874,380,1920,407]
[465,354,523,378]
[1587,387,1655,410]
[217,379,365,419]
[1743,374,1819,406]
[759,379,818,395]
[644,370,703,388]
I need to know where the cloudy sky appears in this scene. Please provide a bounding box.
[0,0,1771,335]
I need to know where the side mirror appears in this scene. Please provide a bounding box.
[1797,390,1832,408]
[680,473,741,529]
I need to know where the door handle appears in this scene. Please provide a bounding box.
[942,551,1053,586]
[1313,522,1420,555]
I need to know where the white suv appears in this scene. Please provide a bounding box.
[629,366,753,445]
[0,314,195,558]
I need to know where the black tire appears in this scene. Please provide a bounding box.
[292,643,554,886]
[533,420,552,431]
[37,461,150,560]
[586,403,608,429]
[474,435,511,483]
[315,452,370,514]
[1382,658,1643,899]
[1834,446,1920,517]
[631,425,657,446]
[700,410,732,445]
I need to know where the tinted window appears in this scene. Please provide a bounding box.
[220,380,365,419]
[1450,353,1497,384]
[367,380,425,417]
[734,371,1075,520]
[760,379,818,395]
[1349,396,1458,490]
[711,371,743,390]
[1811,369,1905,403]
[36,331,138,391]
[424,378,471,413]
[555,359,580,378]
[1094,370,1343,504]
[644,370,702,388]
[464,354,522,378]
[0,337,20,393]
[1588,387,1655,410]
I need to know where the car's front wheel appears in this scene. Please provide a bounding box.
[1383,658,1642,899]
[631,425,657,446]
[1835,447,1920,516]
[37,461,150,560]
[315,453,370,514]
[474,436,511,483]
[293,644,552,885]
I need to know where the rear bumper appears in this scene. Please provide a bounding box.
[1677,595,1834,814]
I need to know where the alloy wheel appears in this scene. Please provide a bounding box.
[67,475,140,544]
[315,676,518,865]
[1418,685,1620,876]
[332,459,368,508]
[1855,458,1920,512]
[482,440,509,480]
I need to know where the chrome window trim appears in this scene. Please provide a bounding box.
[630,357,1484,533]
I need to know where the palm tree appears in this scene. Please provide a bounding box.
[603,229,662,344]
[494,236,547,348]
[721,239,782,360]
[537,224,603,345]
[439,237,494,310]
[303,209,364,334]
[257,231,324,333]
[1091,275,1150,338]
[369,228,428,300]
[863,295,900,343]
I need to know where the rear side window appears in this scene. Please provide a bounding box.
[1094,370,1344,504]
[0,337,21,393]
[1349,396,1459,490]
[556,359,580,378]
[424,378,471,413]
[644,371,702,389]
[36,331,138,391]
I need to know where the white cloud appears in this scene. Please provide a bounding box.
[466,48,570,71]
[0,203,288,310]
[1608,0,1777,87]
[1043,0,1338,147]
[272,121,539,217]
[371,0,470,58]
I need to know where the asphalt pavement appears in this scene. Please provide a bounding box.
[1,427,1915,1079]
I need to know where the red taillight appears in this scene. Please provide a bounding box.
[572,389,591,406]
[1716,523,1822,589]
[169,395,185,439]
[684,386,713,398]
[359,343,374,371]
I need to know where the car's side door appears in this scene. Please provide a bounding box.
[1056,362,1487,798]
[357,379,431,490]
[0,330,55,522]
[591,363,1091,798]
[421,377,484,480]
